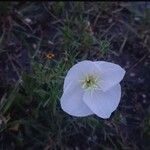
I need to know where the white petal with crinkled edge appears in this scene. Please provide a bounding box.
[83,84,121,119]
[63,60,101,92]
[60,82,93,117]
[94,61,125,92]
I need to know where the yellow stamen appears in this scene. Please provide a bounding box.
[81,74,99,91]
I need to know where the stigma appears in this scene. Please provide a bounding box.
[81,74,100,91]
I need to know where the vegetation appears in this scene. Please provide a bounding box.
[0,2,150,150]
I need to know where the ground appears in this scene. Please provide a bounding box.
[0,2,150,150]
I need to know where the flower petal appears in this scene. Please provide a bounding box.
[94,61,125,91]
[60,83,93,117]
[83,84,121,119]
[64,60,100,92]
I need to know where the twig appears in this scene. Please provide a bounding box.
[127,53,149,73]
[109,50,119,57]
[119,19,150,74]
[100,22,116,39]
[112,7,124,14]
[119,33,128,54]
[119,20,138,36]
[32,38,42,59]
[7,53,20,79]
[119,19,150,53]
[0,28,6,46]
[0,93,7,106]
[42,2,64,26]
[108,34,116,42]
[93,12,101,27]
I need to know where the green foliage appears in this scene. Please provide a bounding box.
[99,40,110,55]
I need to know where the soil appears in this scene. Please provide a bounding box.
[0,2,150,150]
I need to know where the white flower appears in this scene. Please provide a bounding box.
[60,60,125,119]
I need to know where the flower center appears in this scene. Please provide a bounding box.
[81,74,99,91]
